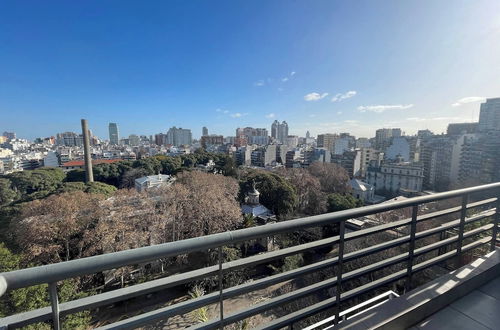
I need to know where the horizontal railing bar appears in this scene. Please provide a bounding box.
[191,252,412,329]
[0,264,222,328]
[4,213,495,328]
[415,210,495,240]
[4,212,495,329]
[413,236,491,273]
[2,183,499,295]
[344,198,496,242]
[115,228,495,330]
[0,306,51,329]
[0,236,344,327]
[97,290,221,330]
[0,231,396,328]
[100,272,341,330]
[344,206,457,241]
[260,236,493,330]
[414,223,494,258]
[344,236,409,262]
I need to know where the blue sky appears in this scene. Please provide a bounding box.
[1,0,499,140]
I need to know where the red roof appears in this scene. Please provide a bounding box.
[62,159,123,167]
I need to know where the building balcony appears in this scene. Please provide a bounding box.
[1,183,499,329]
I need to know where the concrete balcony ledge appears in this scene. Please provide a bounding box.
[334,247,500,329]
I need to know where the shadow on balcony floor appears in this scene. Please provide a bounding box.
[411,276,500,330]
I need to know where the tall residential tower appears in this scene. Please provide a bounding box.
[271,120,289,143]
[108,123,119,145]
[478,97,500,132]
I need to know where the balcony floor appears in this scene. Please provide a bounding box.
[410,275,500,330]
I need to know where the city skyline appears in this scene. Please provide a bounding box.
[1,1,500,139]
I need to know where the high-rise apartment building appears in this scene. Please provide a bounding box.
[201,135,223,148]
[271,120,289,143]
[56,132,83,147]
[478,98,500,132]
[202,126,209,137]
[317,133,337,152]
[2,132,16,141]
[447,123,478,135]
[128,134,140,146]
[459,131,500,186]
[108,123,119,145]
[375,128,402,150]
[154,133,167,146]
[236,127,269,145]
[251,144,277,167]
[166,127,192,146]
[332,149,362,178]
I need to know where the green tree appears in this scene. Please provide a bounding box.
[56,181,117,197]
[0,177,19,206]
[327,193,363,212]
[120,168,149,188]
[93,162,133,187]
[57,182,87,194]
[216,155,238,177]
[240,170,298,218]
[156,155,182,175]
[85,182,117,196]
[7,168,66,201]
[65,169,86,182]
[132,158,162,175]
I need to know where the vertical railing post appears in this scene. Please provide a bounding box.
[491,190,500,251]
[334,220,345,325]
[48,282,60,330]
[456,194,468,267]
[405,205,418,292]
[218,246,224,330]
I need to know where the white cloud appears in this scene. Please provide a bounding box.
[406,116,470,122]
[451,96,486,107]
[291,71,296,76]
[265,113,275,118]
[254,80,265,87]
[215,108,222,112]
[277,87,284,92]
[223,110,229,114]
[308,114,316,118]
[331,90,357,102]
[358,104,414,113]
[230,112,248,118]
[282,77,289,82]
[344,120,359,124]
[406,117,427,122]
[337,111,343,115]
[304,92,329,101]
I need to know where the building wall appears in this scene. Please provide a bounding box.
[478,98,500,132]
[367,163,424,194]
[385,137,410,161]
[108,123,119,145]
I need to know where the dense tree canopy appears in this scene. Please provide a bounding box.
[6,168,66,201]
[0,178,18,206]
[240,170,298,218]
[327,193,363,212]
[276,168,326,216]
[158,171,243,239]
[308,162,350,194]
[15,191,105,264]
[56,181,117,196]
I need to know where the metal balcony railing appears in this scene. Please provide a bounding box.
[1,183,499,330]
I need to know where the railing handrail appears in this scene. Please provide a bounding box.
[1,181,499,297]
